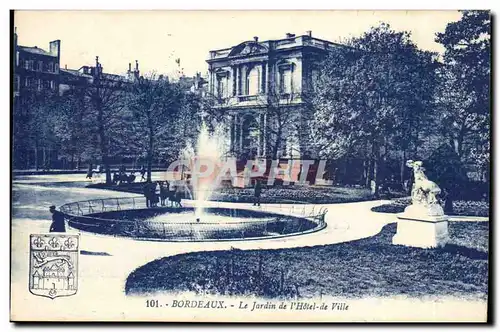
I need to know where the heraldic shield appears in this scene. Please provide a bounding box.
[29,234,79,299]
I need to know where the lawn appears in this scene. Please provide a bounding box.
[88,182,378,204]
[372,197,490,217]
[125,221,489,300]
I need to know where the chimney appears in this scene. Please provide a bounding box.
[253,36,259,42]
[134,60,140,79]
[65,64,67,69]
[14,27,18,49]
[306,30,312,37]
[285,33,295,38]
[128,62,131,72]
[49,40,61,58]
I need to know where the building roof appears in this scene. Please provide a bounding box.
[60,68,93,79]
[208,33,347,62]
[61,67,131,83]
[18,45,55,57]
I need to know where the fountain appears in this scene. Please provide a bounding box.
[60,121,328,242]
[180,121,227,220]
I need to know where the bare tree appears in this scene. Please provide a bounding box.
[128,73,199,182]
[86,57,130,184]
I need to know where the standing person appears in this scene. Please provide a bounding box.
[49,205,66,233]
[140,165,146,181]
[153,182,161,207]
[253,179,262,206]
[86,163,93,180]
[160,181,169,207]
[143,182,151,208]
[174,186,183,208]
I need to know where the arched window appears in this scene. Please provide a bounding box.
[245,65,260,96]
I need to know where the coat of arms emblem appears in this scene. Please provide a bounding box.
[29,234,79,299]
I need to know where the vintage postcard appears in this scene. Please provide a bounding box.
[10,10,490,322]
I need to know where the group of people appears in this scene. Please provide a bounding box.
[143,181,183,208]
[86,164,146,182]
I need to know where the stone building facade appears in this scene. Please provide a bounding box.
[59,59,141,95]
[206,31,343,160]
[13,28,60,99]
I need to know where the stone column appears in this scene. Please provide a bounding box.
[232,67,237,96]
[239,116,244,152]
[230,115,235,153]
[233,115,239,155]
[240,65,246,95]
[263,113,267,157]
[258,113,265,157]
[261,62,267,94]
[208,69,213,95]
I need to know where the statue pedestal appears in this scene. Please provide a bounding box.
[392,205,449,249]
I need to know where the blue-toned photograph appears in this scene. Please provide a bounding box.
[10,10,490,322]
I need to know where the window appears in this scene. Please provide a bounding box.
[14,75,20,92]
[279,68,292,94]
[24,60,30,70]
[246,66,260,96]
[37,61,43,71]
[54,63,59,73]
[44,80,51,89]
[24,77,29,87]
[217,76,227,98]
[48,62,54,72]
[215,71,229,99]
[37,79,42,91]
[50,80,55,90]
[16,52,19,66]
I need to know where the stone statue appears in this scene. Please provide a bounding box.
[392,160,449,248]
[405,160,444,217]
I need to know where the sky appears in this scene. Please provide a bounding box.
[14,10,463,78]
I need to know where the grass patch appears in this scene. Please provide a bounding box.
[88,182,380,204]
[125,221,489,300]
[371,197,489,217]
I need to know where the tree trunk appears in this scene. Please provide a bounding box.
[444,188,454,214]
[34,147,39,171]
[95,88,111,184]
[26,149,30,170]
[365,157,372,189]
[147,120,154,183]
[372,140,380,198]
[147,153,153,183]
[99,127,111,184]
[272,128,282,160]
[400,150,406,191]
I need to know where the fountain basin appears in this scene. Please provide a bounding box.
[62,201,327,242]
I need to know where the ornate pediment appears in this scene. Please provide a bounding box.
[214,68,230,77]
[276,59,294,71]
[229,41,268,57]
